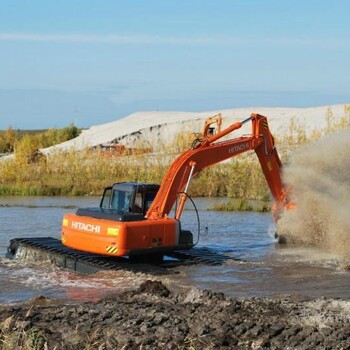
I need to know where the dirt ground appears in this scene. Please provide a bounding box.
[1,280,350,350]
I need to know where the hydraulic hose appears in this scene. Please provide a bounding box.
[175,192,200,247]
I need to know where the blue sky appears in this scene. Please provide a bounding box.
[0,0,349,129]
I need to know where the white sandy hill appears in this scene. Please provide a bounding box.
[42,105,347,153]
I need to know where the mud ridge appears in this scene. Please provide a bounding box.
[1,280,350,349]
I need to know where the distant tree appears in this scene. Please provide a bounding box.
[44,128,60,146]
[62,123,79,140]
[4,126,16,152]
[14,134,41,163]
[0,134,6,153]
[44,123,80,146]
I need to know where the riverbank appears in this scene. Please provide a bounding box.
[1,280,349,349]
[0,149,270,200]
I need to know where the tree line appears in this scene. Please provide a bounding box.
[0,124,80,154]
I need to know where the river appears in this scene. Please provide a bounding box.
[1,196,350,304]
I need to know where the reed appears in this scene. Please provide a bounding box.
[0,106,349,200]
[210,198,271,212]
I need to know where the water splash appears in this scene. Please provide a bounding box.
[277,130,350,258]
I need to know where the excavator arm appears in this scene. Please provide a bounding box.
[146,113,290,221]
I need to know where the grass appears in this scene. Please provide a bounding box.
[209,198,271,212]
[0,315,47,350]
[0,150,270,199]
[0,105,349,206]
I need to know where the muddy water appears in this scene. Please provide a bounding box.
[1,196,350,304]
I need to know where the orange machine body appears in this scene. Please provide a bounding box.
[62,213,180,257]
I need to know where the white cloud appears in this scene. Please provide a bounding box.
[0,32,347,48]
[0,32,236,45]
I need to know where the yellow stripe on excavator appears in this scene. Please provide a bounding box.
[106,246,118,254]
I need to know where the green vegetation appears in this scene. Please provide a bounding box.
[0,124,80,154]
[0,149,168,196]
[210,198,271,212]
[0,147,273,198]
[0,106,349,204]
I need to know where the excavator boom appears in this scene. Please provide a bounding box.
[146,113,289,221]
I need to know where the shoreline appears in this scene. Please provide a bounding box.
[0,195,271,213]
[1,280,349,349]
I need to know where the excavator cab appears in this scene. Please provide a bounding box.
[100,183,160,216]
[76,183,160,223]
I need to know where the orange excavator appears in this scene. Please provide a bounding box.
[61,113,293,259]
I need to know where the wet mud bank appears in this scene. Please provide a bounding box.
[1,280,350,350]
